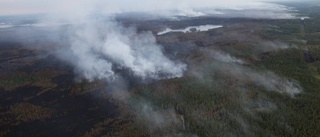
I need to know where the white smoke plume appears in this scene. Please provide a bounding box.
[60,21,187,81]
[211,51,246,64]
[0,0,300,83]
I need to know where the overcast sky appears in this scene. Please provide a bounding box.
[0,0,299,16]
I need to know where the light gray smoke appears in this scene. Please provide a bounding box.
[211,51,246,64]
[218,63,302,97]
[62,21,187,81]
[0,0,298,19]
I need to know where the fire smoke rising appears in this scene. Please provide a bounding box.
[62,21,186,81]
[0,0,299,81]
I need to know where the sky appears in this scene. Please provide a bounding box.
[0,0,299,16]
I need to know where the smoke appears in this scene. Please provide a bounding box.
[224,65,302,97]
[0,0,304,135]
[0,0,298,82]
[209,50,302,97]
[108,77,188,135]
[59,21,186,81]
[190,49,302,97]
[0,0,298,19]
[210,51,246,64]
[184,50,302,135]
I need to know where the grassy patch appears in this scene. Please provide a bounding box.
[0,70,61,91]
[10,103,52,123]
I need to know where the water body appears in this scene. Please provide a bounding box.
[0,22,68,29]
[0,23,13,29]
[157,25,223,35]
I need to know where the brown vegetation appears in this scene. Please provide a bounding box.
[10,103,52,122]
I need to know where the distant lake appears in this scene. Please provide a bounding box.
[157,25,223,35]
[0,23,13,29]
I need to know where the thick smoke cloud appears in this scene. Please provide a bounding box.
[57,22,186,81]
[37,0,297,82]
